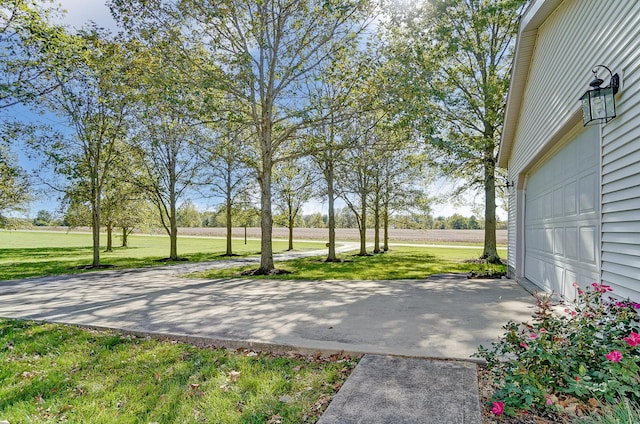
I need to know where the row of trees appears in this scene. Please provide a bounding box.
[34,203,499,231]
[1,0,525,270]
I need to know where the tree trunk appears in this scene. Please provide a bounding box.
[169,189,178,260]
[121,227,129,247]
[91,205,101,267]
[105,222,113,252]
[358,188,367,256]
[259,161,275,272]
[288,216,294,251]
[91,181,101,267]
[482,145,500,263]
[383,207,389,252]
[225,192,233,256]
[326,171,337,262]
[373,195,380,254]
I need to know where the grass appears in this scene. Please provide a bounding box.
[0,230,325,281]
[576,401,640,424]
[0,319,358,424]
[189,246,507,280]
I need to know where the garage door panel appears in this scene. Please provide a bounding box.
[525,125,600,298]
[565,181,577,215]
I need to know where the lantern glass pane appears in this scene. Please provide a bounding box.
[581,91,591,124]
[603,86,616,119]
[591,90,606,119]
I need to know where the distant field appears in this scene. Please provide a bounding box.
[32,226,508,245]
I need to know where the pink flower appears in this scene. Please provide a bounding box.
[591,283,613,293]
[572,282,580,288]
[540,328,547,333]
[491,401,505,415]
[605,350,623,362]
[545,396,553,406]
[624,332,640,347]
[520,342,528,349]
[530,333,537,340]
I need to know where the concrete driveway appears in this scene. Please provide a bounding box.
[0,260,534,360]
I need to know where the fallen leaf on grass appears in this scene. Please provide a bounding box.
[279,395,293,403]
[268,414,283,424]
[229,371,240,382]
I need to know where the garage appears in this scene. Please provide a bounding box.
[524,125,600,299]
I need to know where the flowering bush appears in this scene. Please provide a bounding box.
[474,283,640,417]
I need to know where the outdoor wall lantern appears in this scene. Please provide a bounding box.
[581,64,619,126]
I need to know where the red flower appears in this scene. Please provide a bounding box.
[491,401,505,415]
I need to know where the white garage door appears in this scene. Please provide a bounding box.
[524,125,600,299]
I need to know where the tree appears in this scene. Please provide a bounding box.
[29,28,136,267]
[32,209,51,226]
[384,0,524,263]
[273,157,317,251]
[110,0,377,273]
[336,116,380,256]
[176,200,202,228]
[0,0,68,109]
[0,141,29,224]
[125,35,207,261]
[200,124,255,256]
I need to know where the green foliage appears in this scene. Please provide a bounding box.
[0,319,357,423]
[0,142,30,221]
[32,209,52,226]
[475,284,640,417]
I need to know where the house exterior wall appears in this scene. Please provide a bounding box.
[506,0,640,300]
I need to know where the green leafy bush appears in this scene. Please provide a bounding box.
[475,283,640,417]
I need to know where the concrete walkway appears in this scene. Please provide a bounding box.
[0,247,536,423]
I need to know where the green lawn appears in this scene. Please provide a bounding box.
[0,230,325,281]
[0,319,356,424]
[190,246,507,280]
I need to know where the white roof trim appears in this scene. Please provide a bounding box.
[497,0,564,168]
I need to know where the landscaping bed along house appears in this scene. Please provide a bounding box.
[477,283,640,423]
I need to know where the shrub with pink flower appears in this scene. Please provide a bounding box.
[475,282,640,417]
[491,401,504,415]
[605,350,623,362]
[625,332,640,347]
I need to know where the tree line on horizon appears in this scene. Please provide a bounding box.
[1,0,525,270]
[27,204,506,233]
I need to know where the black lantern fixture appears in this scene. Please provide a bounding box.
[580,65,620,126]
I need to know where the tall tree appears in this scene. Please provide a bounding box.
[200,123,254,256]
[29,28,136,267]
[110,0,376,273]
[273,157,316,251]
[384,0,524,263]
[125,33,209,261]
